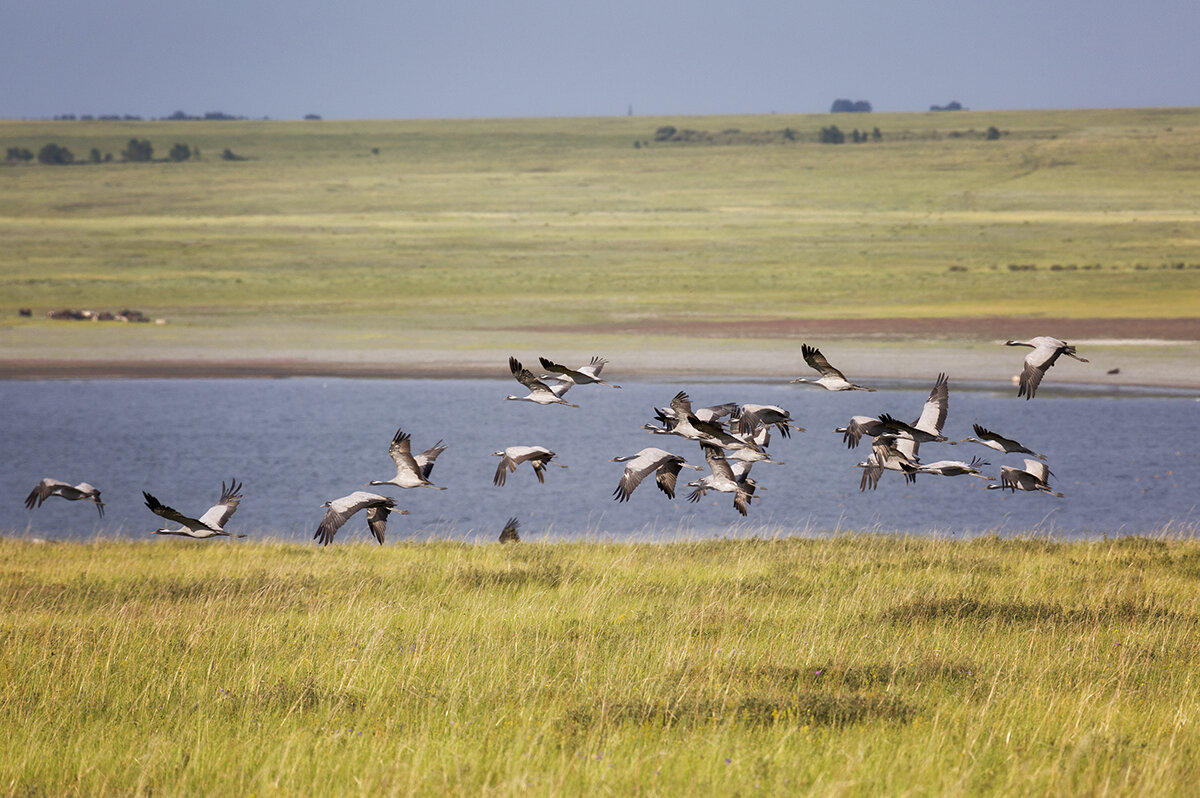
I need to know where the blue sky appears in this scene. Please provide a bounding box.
[4,0,1199,120]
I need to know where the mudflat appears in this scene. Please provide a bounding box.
[3,315,1196,388]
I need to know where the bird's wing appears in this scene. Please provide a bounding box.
[802,344,847,380]
[386,428,424,476]
[878,413,921,438]
[696,402,739,423]
[144,491,208,530]
[669,391,693,416]
[414,440,448,477]
[315,503,352,545]
[654,460,685,499]
[531,456,548,484]
[537,356,583,381]
[702,444,736,481]
[841,417,879,449]
[576,356,608,378]
[732,488,752,516]
[613,452,661,502]
[493,453,515,486]
[1023,459,1051,482]
[1018,346,1063,399]
[998,467,1022,492]
[365,505,392,544]
[913,373,949,434]
[25,479,54,509]
[859,455,883,491]
[499,517,520,542]
[544,377,575,398]
[198,479,242,529]
[25,478,72,508]
[509,357,553,393]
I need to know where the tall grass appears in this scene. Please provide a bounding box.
[2,533,1198,795]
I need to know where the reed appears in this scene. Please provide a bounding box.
[2,532,1197,795]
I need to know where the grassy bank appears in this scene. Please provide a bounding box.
[2,534,1198,795]
[2,109,1199,363]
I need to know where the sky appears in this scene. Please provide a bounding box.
[3,0,1199,120]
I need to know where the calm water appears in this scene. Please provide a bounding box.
[2,377,1197,542]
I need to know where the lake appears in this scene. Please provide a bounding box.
[1,376,1197,542]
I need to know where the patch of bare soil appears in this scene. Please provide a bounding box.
[555,317,1200,341]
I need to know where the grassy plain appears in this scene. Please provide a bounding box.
[1,108,1199,375]
[2,534,1199,795]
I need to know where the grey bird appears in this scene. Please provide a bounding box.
[538,355,621,388]
[25,478,104,517]
[916,456,995,480]
[368,427,448,490]
[144,479,244,539]
[505,356,579,407]
[686,444,758,516]
[833,416,887,449]
[499,517,521,544]
[790,344,874,391]
[610,447,703,502]
[1004,337,1089,399]
[315,491,407,545]
[961,423,1047,460]
[880,373,953,443]
[856,436,919,491]
[735,404,806,438]
[986,459,1064,497]
[491,446,566,486]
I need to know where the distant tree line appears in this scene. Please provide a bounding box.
[43,110,321,121]
[819,126,882,144]
[930,101,966,112]
[4,138,248,165]
[830,99,872,113]
[643,125,885,147]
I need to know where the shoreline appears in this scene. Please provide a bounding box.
[2,316,1197,387]
[2,343,1198,390]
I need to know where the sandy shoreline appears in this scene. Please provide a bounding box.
[3,316,1197,386]
[3,343,1198,390]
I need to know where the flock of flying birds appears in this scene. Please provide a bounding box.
[22,337,1089,544]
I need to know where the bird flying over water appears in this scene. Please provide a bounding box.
[144,479,243,539]
[987,459,1064,497]
[315,491,406,545]
[790,344,874,391]
[961,423,1047,460]
[686,444,758,516]
[915,456,994,480]
[538,355,621,388]
[610,447,703,502]
[491,446,566,486]
[368,427,448,490]
[1004,337,1089,399]
[24,478,104,517]
[505,356,579,407]
[834,416,887,449]
[876,372,954,446]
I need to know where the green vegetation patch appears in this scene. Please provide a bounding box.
[2,109,1199,357]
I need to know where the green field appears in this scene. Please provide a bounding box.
[2,534,1198,795]
[2,108,1199,364]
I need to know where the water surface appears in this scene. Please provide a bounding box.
[2,377,1196,542]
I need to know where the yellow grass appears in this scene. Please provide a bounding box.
[2,533,1199,795]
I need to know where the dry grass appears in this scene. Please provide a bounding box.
[2,532,1198,795]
